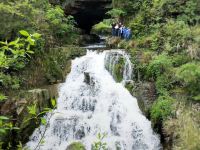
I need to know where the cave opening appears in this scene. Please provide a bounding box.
[65,0,112,33]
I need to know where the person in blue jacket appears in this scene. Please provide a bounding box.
[126,28,132,40]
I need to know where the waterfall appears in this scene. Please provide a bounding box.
[26,50,161,150]
[104,50,133,83]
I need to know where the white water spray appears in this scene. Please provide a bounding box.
[26,50,161,150]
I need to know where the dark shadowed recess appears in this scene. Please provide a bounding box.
[56,0,112,33]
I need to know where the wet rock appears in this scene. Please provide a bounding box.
[75,127,85,139]
[84,72,90,84]
[84,72,95,86]
[78,34,100,45]
[128,81,157,116]
[106,37,121,48]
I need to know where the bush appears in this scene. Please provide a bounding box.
[0,0,77,46]
[155,73,172,96]
[46,6,76,40]
[162,20,191,54]
[92,21,111,35]
[176,62,200,95]
[151,95,175,123]
[106,8,126,19]
[172,54,190,67]
[147,53,173,79]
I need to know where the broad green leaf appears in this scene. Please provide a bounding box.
[32,33,41,39]
[51,98,56,107]
[0,93,7,101]
[19,30,29,37]
[12,127,20,130]
[0,128,6,134]
[27,37,35,45]
[26,50,34,54]
[0,41,7,45]
[41,118,47,125]
[8,38,20,46]
[0,116,9,120]
[27,104,37,115]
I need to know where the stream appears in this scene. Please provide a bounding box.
[26,42,161,150]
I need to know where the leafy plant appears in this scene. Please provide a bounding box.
[46,6,76,40]
[24,98,57,149]
[176,62,200,95]
[0,93,7,102]
[106,8,126,19]
[151,95,175,124]
[147,53,173,79]
[0,116,19,137]
[92,133,108,150]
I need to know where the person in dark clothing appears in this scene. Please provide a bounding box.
[115,23,119,37]
[111,23,116,36]
[120,25,125,38]
[118,22,122,37]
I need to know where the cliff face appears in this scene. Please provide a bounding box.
[50,0,112,33]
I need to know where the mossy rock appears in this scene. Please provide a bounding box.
[66,142,85,150]
[113,57,125,82]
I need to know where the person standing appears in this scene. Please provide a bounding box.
[120,25,125,39]
[125,28,132,40]
[114,23,119,37]
[111,22,116,36]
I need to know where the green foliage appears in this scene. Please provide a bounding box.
[46,6,76,40]
[147,53,172,79]
[0,115,19,140]
[155,73,173,96]
[106,8,126,19]
[0,30,40,92]
[0,0,77,45]
[113,58,125,82]
[92,133,108,150]
[0,93,7,102]
[25,98,56,125]
[151,95,175,123]
[0,73,20,90]
[176,62,200,95]
[112,0,143,16]
[0,30,41,71]
[92,21,111,35]
[193,94,200,101]
[67,142,85,150]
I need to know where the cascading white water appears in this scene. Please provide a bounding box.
[26,50,161,150]
[104,50,133,83]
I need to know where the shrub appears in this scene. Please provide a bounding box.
[162,20,191,54]
[92,21,111,35]
[151,95,175,123]
[176,62,200,95]
[147,53,173,79]
[106,8,126,19]
[172,54,190,67]
[46,6,76,40]
[155,74,172,95]
[164,105,200,150]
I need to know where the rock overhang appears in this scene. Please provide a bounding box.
[50,0,112,33]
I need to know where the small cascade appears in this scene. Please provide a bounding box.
[104,50,133,83]
[26,50,161,150]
